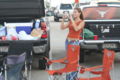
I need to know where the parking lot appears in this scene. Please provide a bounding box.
[0,0,120,80]
[32,17,120,80]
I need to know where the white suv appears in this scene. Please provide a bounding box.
[54,3,73,22]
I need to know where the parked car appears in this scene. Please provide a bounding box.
[97,0,120,6]
[54,3,73,22]
[79,4,120,63]
[0,0,50,69]
[46,10,54,16]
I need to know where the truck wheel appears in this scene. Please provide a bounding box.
[79,49,85,63]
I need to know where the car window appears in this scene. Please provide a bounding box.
[60,4,72,10]
[82,7,120,20]
[98,2,120,5]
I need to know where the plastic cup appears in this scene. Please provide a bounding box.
[2,36,6,40]
[12,36,18,40]
[80,36,83,40]
[94,35,98,40]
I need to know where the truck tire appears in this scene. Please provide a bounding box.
[79,49,85,63]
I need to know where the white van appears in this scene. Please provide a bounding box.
[54,3,73,22]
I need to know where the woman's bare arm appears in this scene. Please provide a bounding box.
[60,15,70,30]
[60,19,69,30]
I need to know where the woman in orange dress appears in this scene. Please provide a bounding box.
[60,8,85,80]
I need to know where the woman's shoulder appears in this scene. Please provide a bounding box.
[77,20,85,25]
[79,20,85,23]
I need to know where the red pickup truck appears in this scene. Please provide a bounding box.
[80,4,120,63]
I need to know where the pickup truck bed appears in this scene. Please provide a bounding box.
[0,0,49,69]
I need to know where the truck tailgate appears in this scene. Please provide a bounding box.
[85,21,120,40]
[0,0,45,20]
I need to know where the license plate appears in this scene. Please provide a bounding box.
[102,43,117,49]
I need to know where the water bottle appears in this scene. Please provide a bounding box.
[35,19,40,29]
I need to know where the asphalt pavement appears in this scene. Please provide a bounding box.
[32,17,120,80]
[1,17,118,80]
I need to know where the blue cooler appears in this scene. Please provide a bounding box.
[16,26,32,34]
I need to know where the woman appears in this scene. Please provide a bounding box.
[60,8,85,80]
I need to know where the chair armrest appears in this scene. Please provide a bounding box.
[80,65,103,74]
[45,57,67,65]
[90,71,103,75]
[85,65,103,71]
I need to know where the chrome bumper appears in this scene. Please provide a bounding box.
[79,40,120,44]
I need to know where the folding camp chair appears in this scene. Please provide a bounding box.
[6,52,26,80]
[5,41,33,80]
[45,44,80,80]
[0,56,4,80]
[79,49,115,80]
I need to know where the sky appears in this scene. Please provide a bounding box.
[50,0,92,7]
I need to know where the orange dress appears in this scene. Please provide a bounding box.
[67,20,83,39]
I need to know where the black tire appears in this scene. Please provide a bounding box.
[79,49,85,63]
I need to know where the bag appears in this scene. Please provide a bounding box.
[31,28,43,37]
[83,28,94,39]
[7,52,26,80]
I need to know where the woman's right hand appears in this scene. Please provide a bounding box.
[61,14,70,30]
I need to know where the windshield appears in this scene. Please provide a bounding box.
[60,4,72,10]
[98,2,120,5]
[82,7,120,20]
